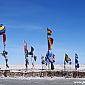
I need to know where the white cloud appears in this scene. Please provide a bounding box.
[6,24,43,31]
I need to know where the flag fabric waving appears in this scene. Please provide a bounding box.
[48,37,53,50]
[3,33,6,42]
[24,40,27,54]
[75,53,79,69]
[65,54,69,63]
[47,28,52,36]
[65,54,72,64]
[28,46,34,55]
[31,46,34,52]
[0,24,6,35]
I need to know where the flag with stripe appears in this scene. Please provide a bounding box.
[47,28,52,36]
[48,37,53,50]
[0,24,6,35]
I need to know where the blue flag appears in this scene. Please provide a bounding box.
[68,57,72,65]
[75,54,79,69]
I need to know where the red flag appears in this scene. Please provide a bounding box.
[3,33,6,42]
[24,40,27,53]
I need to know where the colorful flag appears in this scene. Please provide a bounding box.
[24,40,27,53]
[65,54,68,63]
[47,28,52,36]
[0,24,6,35]
[3,33,6,42]
[75,53,79,69]
[28,46,34,55]
[68,57,72,65]
[48,37,53,50]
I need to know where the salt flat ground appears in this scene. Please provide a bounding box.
[0,78,85,85]
[0,64,85,71]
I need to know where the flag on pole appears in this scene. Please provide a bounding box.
[68,57,72,65]
[24,40,27,54]
[28,46,34,55]
[75,53,79,69]
[3,33,6,42]
[48,37,53,50]
[31,46,34,54]
[65,54,69,63]
[0,24,6,35]
[47,28,52,36]
[64,54,72,65]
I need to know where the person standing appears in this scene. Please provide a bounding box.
[41,55,45,70]
[50,54,55,70]
[2,50,9,68]
[25,50,29,70]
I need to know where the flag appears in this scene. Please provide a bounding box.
[28,46,34,55]
[65,54,68,63]
[3,33,6,42]
[75,53,79,69]
[0,24,6,35]
[68,57,72,65]
[34,55,37,61]
[47,28,52,36]
[24,40,27,53]
[65,54,72,65]
[48,37,53,50]
[31,46,34,52]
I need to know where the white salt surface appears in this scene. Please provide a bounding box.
[0,64,85,72]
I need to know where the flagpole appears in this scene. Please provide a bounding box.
[4,43,5,51]
[47,28,49,52]
[47,28,50,70]
[64,60,65,70]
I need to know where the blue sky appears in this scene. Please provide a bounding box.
[0,0,85,65]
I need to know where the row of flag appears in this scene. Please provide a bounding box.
[24,41,37,69]
[64,53,79,70]
[47,28,80,70]
[0,24,79,70]
[24,40,34,56]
